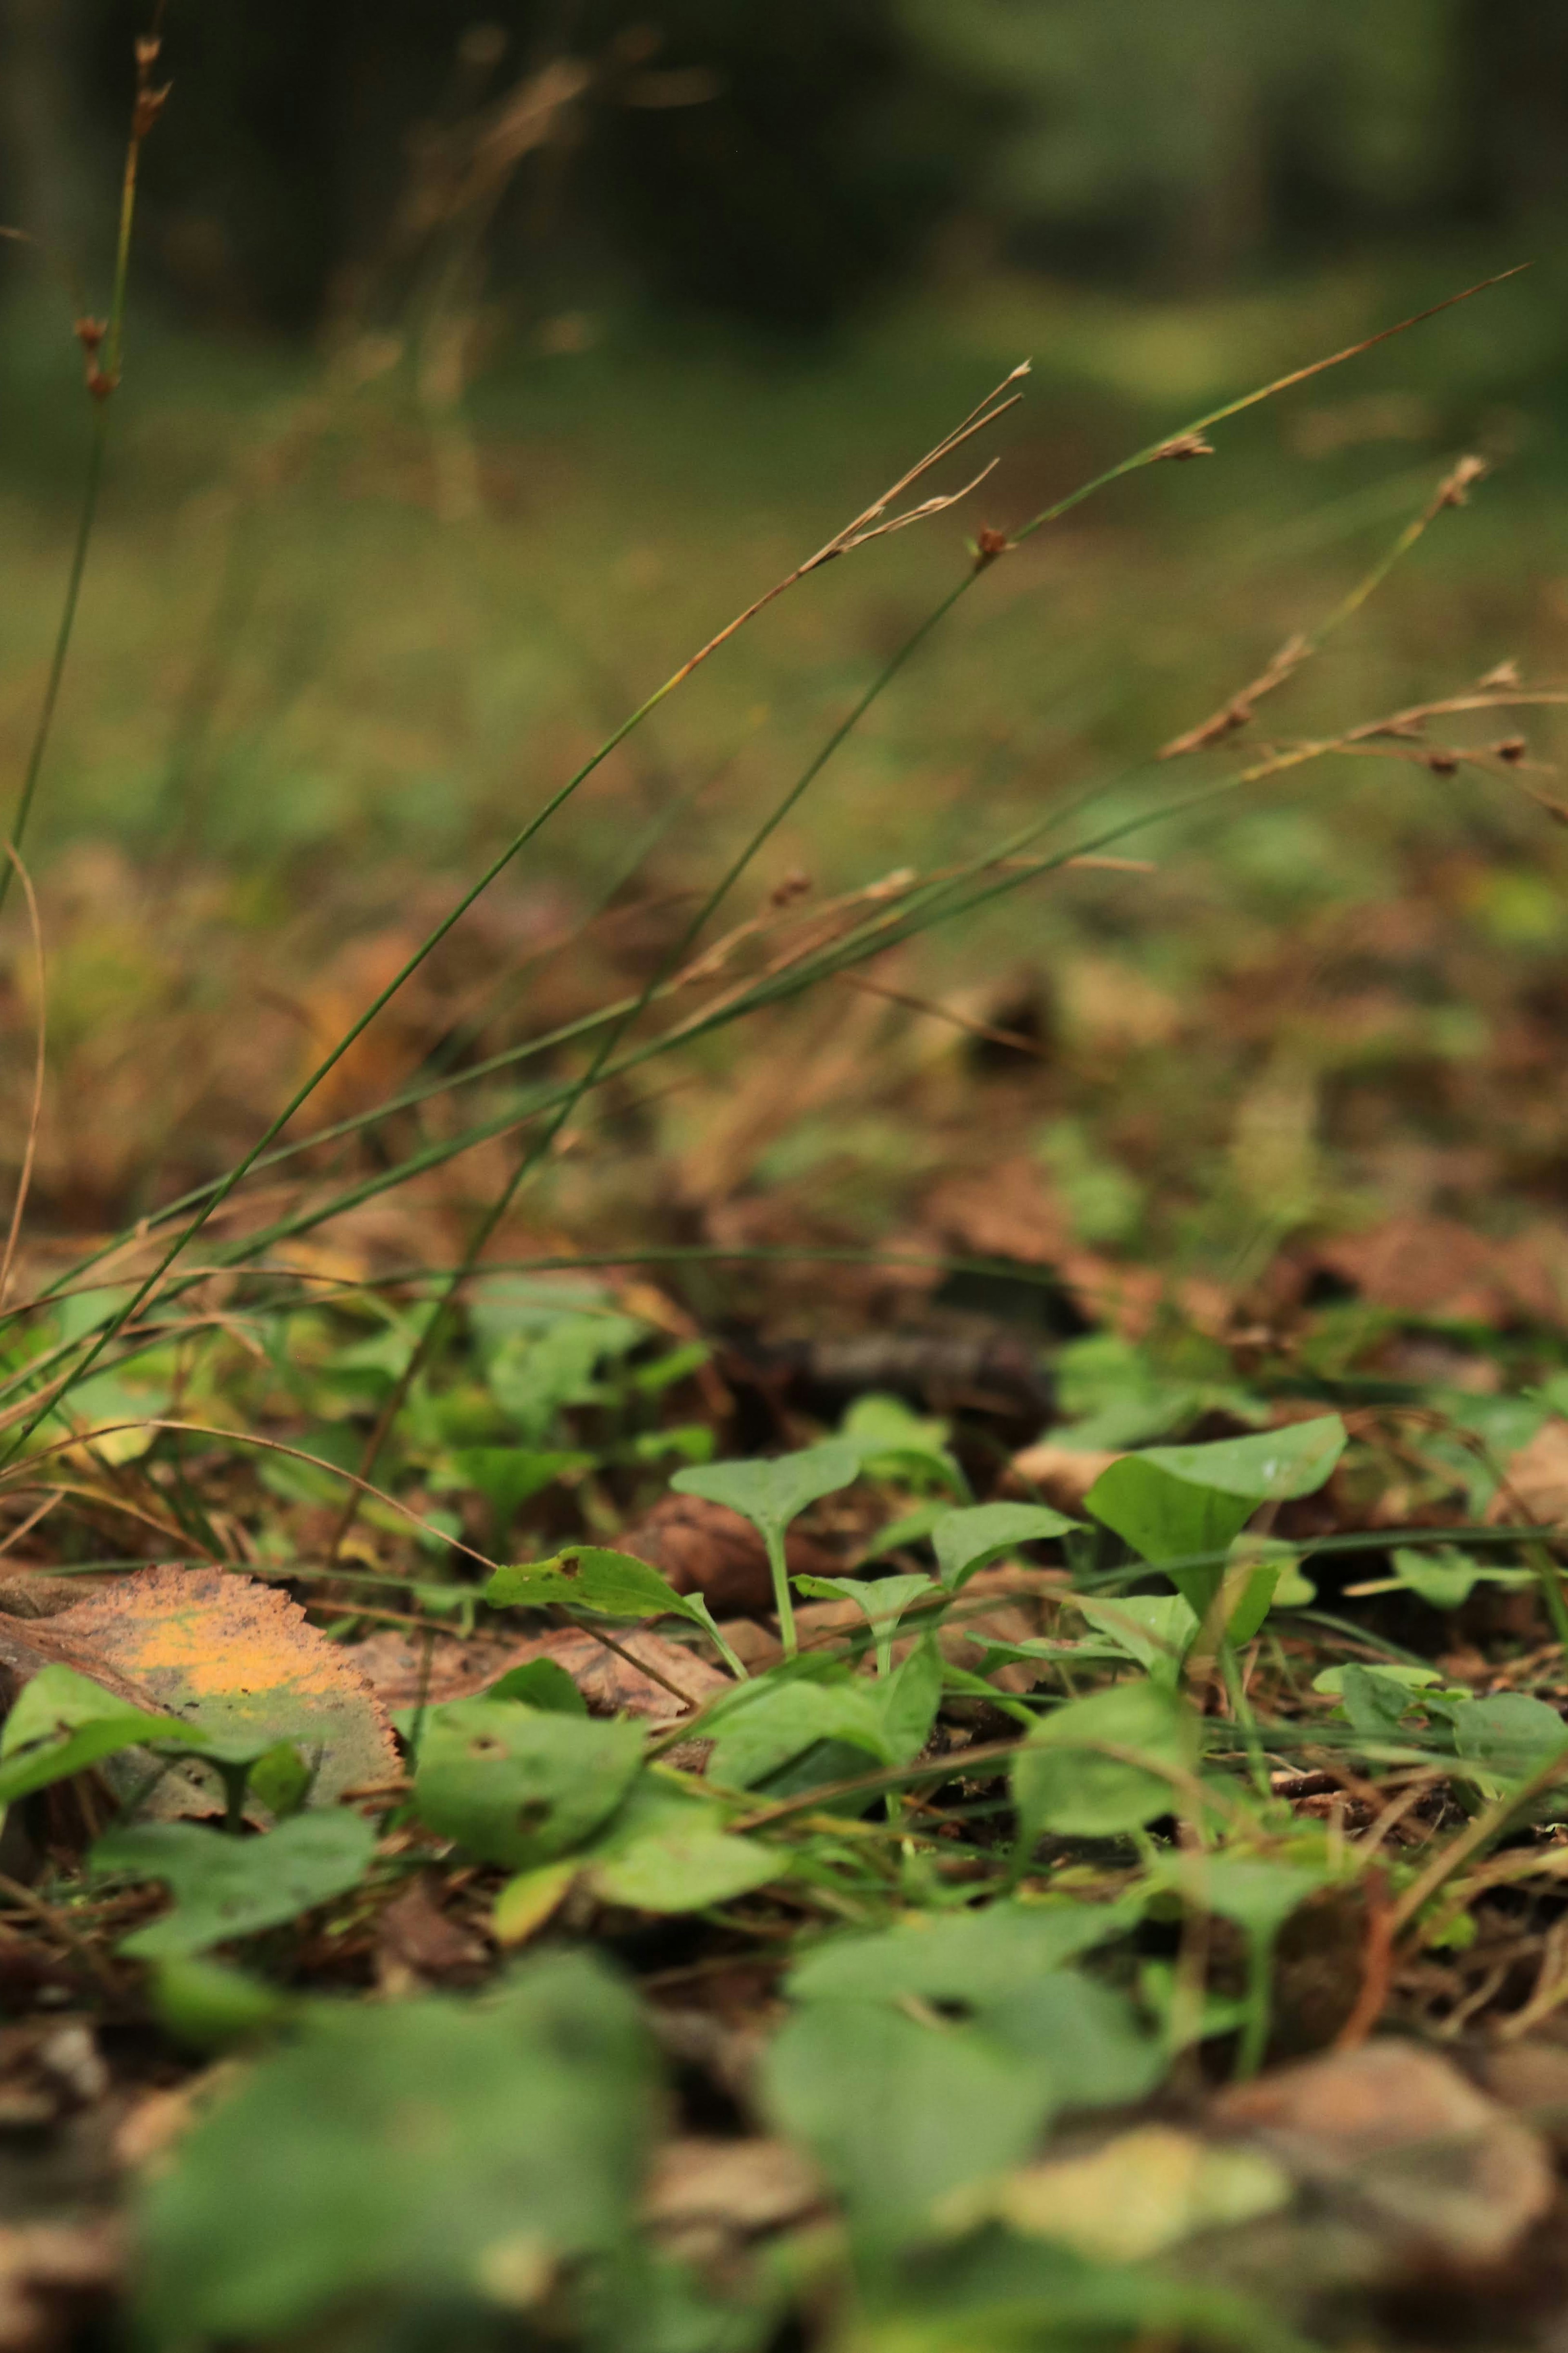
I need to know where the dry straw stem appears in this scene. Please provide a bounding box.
[4,1419,501,1576]
[1158,452,1491,760]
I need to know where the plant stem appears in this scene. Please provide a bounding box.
[1235,1931,1276,2079]
[767,1530,797,1659]
[1219,1639,1272,1802]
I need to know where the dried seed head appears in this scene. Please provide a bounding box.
[1479,659,1521,690]
[971,525,1011,573]
[1154,432,1214,462]
[133,81,171,139]
[769,870,811,908]
[1439,454,1488,508]
[74,316,105,354]
[1426,750,1460,776]
[1497,736,1528,764]
[134,33,162,71]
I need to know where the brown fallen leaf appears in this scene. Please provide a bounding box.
[642,2136,824,2263]
[923,1156,1071,1266]
[1008,1439,1120,1514]
[376,1873,488,1989]
[0,2220,120,2353]
[352,1621,727,1723]
[1491,1418,1568,1527]
[1210,2040,1554,2270]
[609,1492,835,1619]
[1312,1216,1568,1329]
[19,1567,397,1809]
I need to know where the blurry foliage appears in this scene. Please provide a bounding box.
[10,0,1564,337]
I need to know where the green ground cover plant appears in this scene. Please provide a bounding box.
[9,20,1568,2353]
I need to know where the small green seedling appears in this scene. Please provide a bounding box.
[932,1501,1079,1592]
[1086,1417,1347,1620]
[485,1544,749,1680]
[1172,1855,1334,2077]
[672,1441,860,1657]
[790,1572,936,1674]
[835,1394,967,1495]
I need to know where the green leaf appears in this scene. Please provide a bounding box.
[836,1394,965,1494]
[93,1811,379,1960]
[707,1678,892,1791]
[1086,1416,1345,1615]
[791,1571,937,1673]
[486,1546,690,1620]
[136,1954,653,2342]
[789,1898,1143,2005]
[932,1502,1078,1592]
[1187,1857,1332,1942]
[1013,1678,1198,1841]
[1390,1546,1529,1610]
[484,1549,748,1682]
[1452,1692,1568,1791]
[149,1958,292,2051]
[878,1636,942,1763]
[983,1970,1166,2110]
[671,1442,860,1542]
[484,1659,589,1716]
[1338,1662,1425,1740]
[765,1999,1054,2239]
[0,1663,208,1808]
[414,1700,643,1869]
[1074,1595,1199,1683]
[591,1812,781,1911]
[1129,1416,1348,1501]
[433,1448,589,1533]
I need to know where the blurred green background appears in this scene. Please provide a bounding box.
[1,0,1566,1270]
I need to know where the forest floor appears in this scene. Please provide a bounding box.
[4,262,1568,2351]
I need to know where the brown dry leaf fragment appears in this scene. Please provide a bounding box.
[1210,2041,1553,2270]
[376,1873,488,1988]
[923,1157,1070,1267]
[1009,1440,1121,1515]
[512,1626,727,1720]
[349,1629,519,1709]
[642,2137,824,2262]
[610,1492,834,1620]
[0,2220,120,2353]
[38,1567,396,1806]
[351,1621,726,1722]
[1312,1216,1568,1329]
[1490,1418,1568,1528]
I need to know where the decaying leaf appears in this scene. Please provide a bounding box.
[8,1569,396,1810]
[608,1492,835,1618]
[0,2220,120,2353]
[352,1624,726,1724]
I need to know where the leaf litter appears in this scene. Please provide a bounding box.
[7,234,1568,2353]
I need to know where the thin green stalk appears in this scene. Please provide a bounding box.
[1235,1931,1277,2079]
[0,13,163,917]
[0,423,108,920]
[766,1530,799,1660]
